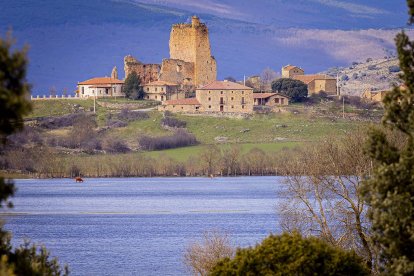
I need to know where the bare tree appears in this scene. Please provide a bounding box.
[49,86,57,98]
[221,145,241,176]
[199,145,221,176]
[184,230,235,276]
[278,129,378,271]
[260,67,279,91]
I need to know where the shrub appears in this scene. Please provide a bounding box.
[37,113,86,129]
[341,75,349,81]
[352,73,359,80]
[117,109,149,121]
[388,65,400,73]
[7,126,42,147]
[184,231,234,276]
[103,138,130,153]
[368,65,377,70]
[139,129,197,150]
[210,232,369,276]
[106,119,127,128]
[161,116,186,128]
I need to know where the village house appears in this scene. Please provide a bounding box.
[361,88,387,103]
[159,80,254,113]
[77,66,124,98]
[282,65,305,78]
[77,77,124,98]
[253,93,289,107]
[282,65,337,96]
[143,80,182,102]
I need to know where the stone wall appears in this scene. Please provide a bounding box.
[159,59,194,85]
[124,55,160,84]
[158,103,202,113]
[311,79,337,95]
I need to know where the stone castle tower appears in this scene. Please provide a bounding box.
[124,16,217,87]
[166,16,217,86]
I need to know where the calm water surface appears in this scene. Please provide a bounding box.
[3,177,283,275]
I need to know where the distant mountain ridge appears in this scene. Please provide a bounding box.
[0,0,411,95]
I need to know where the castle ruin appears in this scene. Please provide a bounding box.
[124,16,217,87]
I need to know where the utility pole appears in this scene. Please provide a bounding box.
[93,91,96,114]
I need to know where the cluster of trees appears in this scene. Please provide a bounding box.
[271,78,308,102]
[138,129,197,151]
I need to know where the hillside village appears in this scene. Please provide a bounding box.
[30,16,397,114]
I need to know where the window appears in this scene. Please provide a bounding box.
[155,95,157,99]
[242,91,244,94]
[208,97,211,101]
[113,87,117,93]
[161,96,164,101]
[231,97,234,100]
[220,91,223,94]
[231,105,234,109]
[208,105,211,108]
[196,106,199,110]
[155,88,157,92]
[242,105,245,109]
[275,98,279,104]
[209,91,211,94]
[147,87,149,92]
[105,88,109,95]
[161,87,164,92]
[241,97,245,104]
[181,107,183,110]
[82,87,84,94]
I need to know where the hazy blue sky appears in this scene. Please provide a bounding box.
[0,0,411,94]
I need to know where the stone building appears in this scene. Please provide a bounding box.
[282,65,337,96]
[143,80,182,102]
[293,74,337,96]
[124,16,217,87]
[282,65,304,78]
[159,80,253,113]
[77,77,124,98]
[253,93,289,106]
[361,89,387,103]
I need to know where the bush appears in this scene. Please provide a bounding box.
[106,119,128,128]
[103,138,130,153]
[368,65,377,70]
[388,65,400,73]
[37,113,86,129]
[341,75,349,81]
[210,232,369,276]
[117,109,149,121]
[352,73,359,80]
[161,116,186,128]
[7,126,42,147]
[139,129,197,150]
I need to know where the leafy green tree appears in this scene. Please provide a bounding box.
[0,32,68,275]
[123,71,144,100]
[361,1,414,274]
[271,78,307,102]
[210,232,369,276]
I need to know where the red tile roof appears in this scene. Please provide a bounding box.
[78,77,124,85]
[198,80,253,90]
[293,74,335,84]
[283,65,303,71]
[163,98,201,105]
[144,80,179,86]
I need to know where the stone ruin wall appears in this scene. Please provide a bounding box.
[124,16,216,87]
[124,55,160,84]
[159,59,194,85]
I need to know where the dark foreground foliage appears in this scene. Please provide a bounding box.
[161,116,186,128]
[210,232,369,276]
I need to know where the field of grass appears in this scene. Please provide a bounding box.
[28,99,94,118]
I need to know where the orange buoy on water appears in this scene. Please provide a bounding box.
[75,177,84,183]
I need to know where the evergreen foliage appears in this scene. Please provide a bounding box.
[123,71,144,100]
[0,32,68,275]
[271,78,308,102]
[361,1,414,274]
[209,232,369,276]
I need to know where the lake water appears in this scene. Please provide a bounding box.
[2,177,283,275]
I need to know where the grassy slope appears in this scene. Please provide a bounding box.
[25,99,372,163]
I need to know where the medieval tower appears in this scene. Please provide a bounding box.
[167,16,217,86]
[125,16,217,87]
